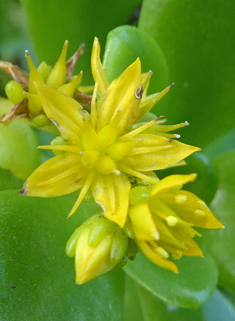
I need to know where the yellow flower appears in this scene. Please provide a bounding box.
[128,174,223,273]
[20,38,199,228]
[66,214,128,284]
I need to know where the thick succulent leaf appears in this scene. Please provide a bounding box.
[124,251,218,308]
[0,168,23,191]
[123,276,144,321]
[0,190,124,320]
[139,0,235,147]
[20,0,142,84]
[209,150,235,292]
[102,25,169,115]
[0,120,39,180]
[136,283,205,321]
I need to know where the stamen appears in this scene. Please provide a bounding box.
[175,194,187,203]
[113,169,121,175]
[173,250,182,260]
[156,247,169,259]
[194,209,206,217]
[197,200,206,208]
[166,216,178,227]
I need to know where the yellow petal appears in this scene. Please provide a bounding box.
[136,240,178,273]
[162,190,223,229]
[21,152,86,197]
[137,84,174,121]
[124,135,200,172]
[129,203,160,241]
[151,174,197,196]
[92,172,131,227]
[34,82,90,144]
[91,37,109,96]
[97,59,141,135]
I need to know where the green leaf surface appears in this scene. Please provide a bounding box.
[204,128,235,160]
[139,0,235,147]
[20,0,142,84]
[103,25,169,92]
[0,190,124,320]
[123,276,144,321]
[209,150,235,292]
[137,283,205,321]
[124,251,218,308]
[103,25,169,115]
[0,168,23,191]
[0,121,40,180]
[203,289,235,321]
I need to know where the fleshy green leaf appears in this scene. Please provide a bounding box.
[209,150,235,292]
[136,283,205,321]
[0,121,40,180]
[0,168,23,191]
[139,0,235,147]
[124,251,218,308]
[20,0,142,84]
[103,25,169,97]
[0,190,124,320]
[123,276,144,321]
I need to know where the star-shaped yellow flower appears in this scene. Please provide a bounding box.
[20,38,199,228]
[129,174,223,273]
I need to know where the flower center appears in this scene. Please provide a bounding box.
[80,123,130,175]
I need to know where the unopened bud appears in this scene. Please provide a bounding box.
[32,114,51,127]
[66,214,128,284]
[129,186,151,205]
[5,80,25,105]
[46,40,68,88]
[37,61,52,82]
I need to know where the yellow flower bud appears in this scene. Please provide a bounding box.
[66,214,128,284]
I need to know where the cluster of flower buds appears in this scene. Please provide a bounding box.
[0,41,92,131]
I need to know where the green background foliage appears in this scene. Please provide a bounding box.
[0,0,235,319]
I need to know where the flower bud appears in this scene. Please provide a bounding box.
[5,80,25,105]
[37,61,52,82]
[46,40,68,88]
[66,214,128,284]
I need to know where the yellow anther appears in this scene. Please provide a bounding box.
[194,209,206,217]
[173,250,182,260]
[156,247,169,259]
[175,194,187,203]
[166,216,178,227]
[197,200,206,208]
